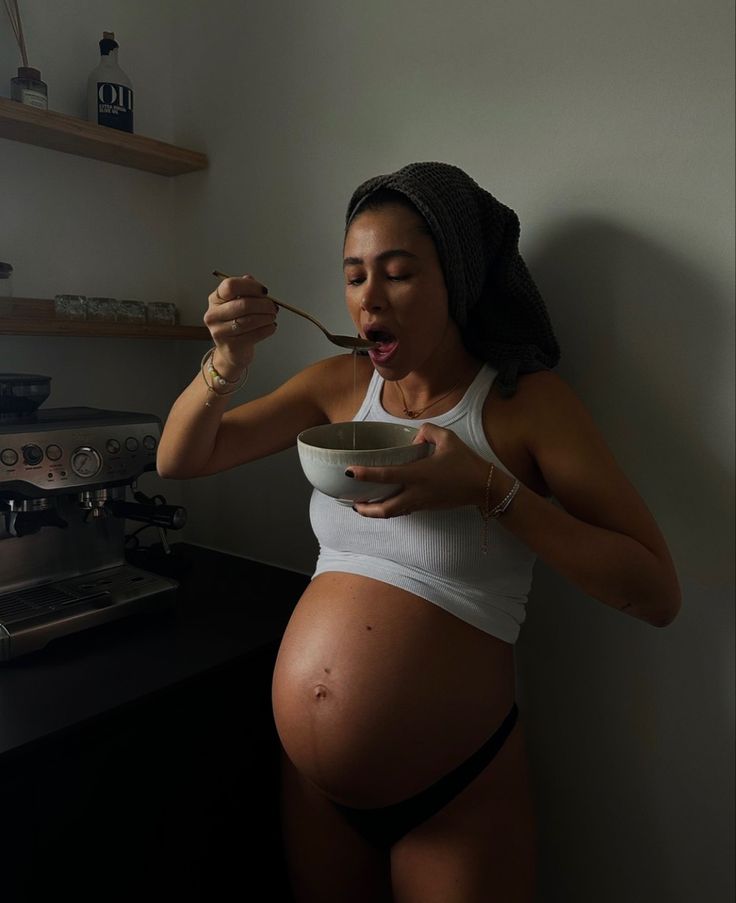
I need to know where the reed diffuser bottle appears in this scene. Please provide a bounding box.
[11,66,47,108]
[87,31,134,132]
[4,0,48,108]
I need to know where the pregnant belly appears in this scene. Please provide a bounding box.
[271,571,516,808]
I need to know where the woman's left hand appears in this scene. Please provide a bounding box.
[347,423,489,518]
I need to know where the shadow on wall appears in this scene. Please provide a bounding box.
[514,216,734,902]
[530,214,732,585]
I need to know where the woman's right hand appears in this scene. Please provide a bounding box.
[203,274,278,378]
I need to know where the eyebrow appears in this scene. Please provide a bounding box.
[343,248,419,268]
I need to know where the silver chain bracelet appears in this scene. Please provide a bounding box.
[490,478,520,518]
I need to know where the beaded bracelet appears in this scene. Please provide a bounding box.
[201,347,249,407]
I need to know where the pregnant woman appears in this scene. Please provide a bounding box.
[157,162,681,903]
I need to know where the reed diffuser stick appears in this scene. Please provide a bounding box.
[3,0,29,66]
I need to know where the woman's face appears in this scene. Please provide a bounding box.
[343,203,453,378]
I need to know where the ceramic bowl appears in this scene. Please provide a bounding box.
[297,421,431,505]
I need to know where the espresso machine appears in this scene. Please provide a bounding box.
[0,373,185,661]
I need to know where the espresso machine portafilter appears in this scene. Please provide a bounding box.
[0,373,186,661]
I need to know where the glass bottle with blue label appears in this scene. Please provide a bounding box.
[87,31,134,132]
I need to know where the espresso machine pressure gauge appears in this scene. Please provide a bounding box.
[71,447,102,478]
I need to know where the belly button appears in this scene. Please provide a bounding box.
[313,684,329,700]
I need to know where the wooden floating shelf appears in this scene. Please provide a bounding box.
[0,298,209,340]
[0,319,210,339]
[0,97,208,176]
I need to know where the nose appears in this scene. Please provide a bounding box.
[359,278,387,312]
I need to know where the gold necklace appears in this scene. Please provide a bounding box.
[395,375,464,419]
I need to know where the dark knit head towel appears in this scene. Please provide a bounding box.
[345,162,560,397]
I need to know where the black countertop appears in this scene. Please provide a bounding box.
[0,542,309,761]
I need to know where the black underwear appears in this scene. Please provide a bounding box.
[331,701,519,849]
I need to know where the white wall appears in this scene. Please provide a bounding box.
[2,1,734,900]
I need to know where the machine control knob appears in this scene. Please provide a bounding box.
[46,444,63,461]
[71,446,103,478]
[22,444,44,466]
[1,448,18,466]
[125,437,139,452]
[106,439,121,455]
[142,435,157,451]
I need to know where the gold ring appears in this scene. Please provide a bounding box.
[231,318,241,331]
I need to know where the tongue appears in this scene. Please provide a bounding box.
[370,338,398,360]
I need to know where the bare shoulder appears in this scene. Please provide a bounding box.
[481,370,575,497]
[483,368,579,439]
[315,351,374,421]
[484,366,615,499]
[272,351,367,407]
[510,369,674,559]
[505,369,601,452]
[510,368,580,409]
[306,350,371,384]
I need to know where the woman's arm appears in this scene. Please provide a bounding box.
[157,273,277,479]
[478,371,682,627]
[499,370,682,627]
[156,356,330,479]
[156,273,338,480]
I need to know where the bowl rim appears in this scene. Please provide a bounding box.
[297,420,421,453]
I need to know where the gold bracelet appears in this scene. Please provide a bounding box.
[480,462,495,556]
[201,347,248,407]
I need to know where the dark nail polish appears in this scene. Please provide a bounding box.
[262,286,269,294]
[345,469,355,478]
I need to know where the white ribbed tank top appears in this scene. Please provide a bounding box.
[309,362,537,643]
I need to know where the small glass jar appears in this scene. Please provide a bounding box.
[115,299,146,323]
[11,67,48,110]
[54,294,87,320]
[86,296,117,322]
[0,262,13,299]
[146,301,179,325]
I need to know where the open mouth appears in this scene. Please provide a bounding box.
[364,328,399,363]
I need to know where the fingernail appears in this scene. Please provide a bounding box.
[345,469,355,478]
[262,286,269,294]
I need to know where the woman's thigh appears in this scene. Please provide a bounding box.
[389,719,539,903]
[279,744,394,903]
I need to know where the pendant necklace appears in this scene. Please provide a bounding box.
[395,375,464,419]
